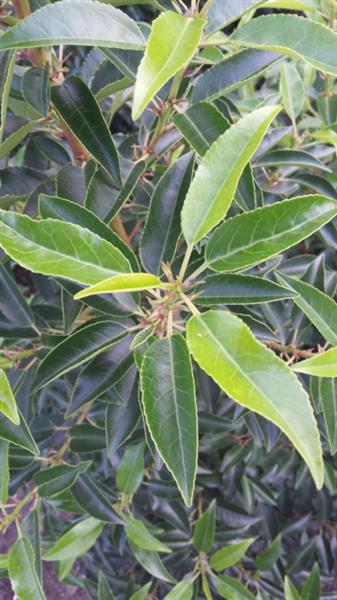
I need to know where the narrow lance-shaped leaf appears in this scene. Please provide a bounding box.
[320,379,337,455]
[284,577,303,600]
[173,102,229,156]
[0,408,39,456]
[194,274,297,306]
[0,440,9,505]
[292,347,337,377]
[116,442,145,495]
[186,310,323,489]
[8,537,46,600]
[140,334,198,506]
[164,581,194,600]
[216,575,256,600]
[210,538,255,572]
[0,368,20,425]
[129,540,175,583]
[98,570,115,600]
[193,500,216,553]
[44,517,105,561]
[231,14,337,75]
[132,12,204,120]
[0,210,131,286]
[33,462,91,497]
[74,274,164,300]
[124,517,171,553]
[280,63,305,130]
[0,1,145,51]
[206,195,337,273]
[181,106,280,245]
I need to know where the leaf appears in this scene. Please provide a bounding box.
[22,67,50,116]
[206,0,265,35]
[320,378,337,455]
[128,540,175,583]
[132,12,204,119]
[186,310,323,489]
[215,575,256,600]
[255,534,281,571]
[0,440,9,505]
[280,63,305,126]
[116,441,145,495]
[285,577,303,600]
[0,264,34,328]
[130,583,152,600]
[0,119,38,160]
[193,500,216,553]
[210,538,255,572]
[164,581,194,600]
[33,319,128,391]
[0,1,145,51]
[253,149,331,172]
[51,77,120,185]
[71,473,123,523]
[173,102,229,156]
[140,334,198,506]
[124,516,171,553]
[131,324,157,350]
[206,195,337,273]
[106,365,140,457]
[181,106,280,245]
[44,517,104,561]
[74,273,164,300]
[194,274,297,306]
[301,563,320,600]
[276,274,337,346]
[8,537,46,600]
[231,15,337,75]
[34,462,91,497]
[140,153,194,275]
[292,347,337,377]
[98,571,115,600]
[0,210,131,286]
[0,369,20,425]
[0,408,39,456]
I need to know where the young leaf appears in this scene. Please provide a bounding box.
[124,516,171,553]
[181,105,280,245]
[292,347,337,377]
[0,408,39,456]
[231,15,337,75]
[210,538,255,572]
[140,334,198,506]
[0,210,132,286]
[164,581,194,600]
[186,310,323,489]
[8,537,46,600]
[74,273,164,300]
[44,517,104,561]
[51,78,121,186]
[301,563,320,600]
[216,575,256,600]
[116,441,145,495]
[280,63,305,128]
[194,274,297,306]
[34,462,91,497]
[132,12,204,119]
[193,500,216,553]
[0,1,145,51]
[206,196,337,273]
[276,274,337,346]
[0,368,20,425]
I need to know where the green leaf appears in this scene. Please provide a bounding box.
[231,14,337,75]
[0,368,20,425]
[292,347,337,377]
[173,102,229,156]
[0,440,9,505]
[140,153,194,275]
[22,67,50,116]
[320,378,337,455]
[206,195,337,273]
[215,575,256,600]
[206,0,265,35]
[33,462,91,497]
[98,571,115,600]
[193,500,216,553]
[141,334,198,506]
[186,310,323,489]
[0,264,34,329]
[0,210,131,286]
[0,119,38,160]
[285,577,303,600]
[210,538,255,572]
[8,537,46,600]
[71,473,124,523]
[33,319,128,391]
[128,540,175,583]
[164,581,194,600]
[301,563,320,600]
[44,517,104,561]
[51,77,120,185]
[276,274,337,346]
[131,324,157,350]
[0,1,145,51]
[0,408,39,456]
[132,12,204,119]
[194,274,297,306]
[280,63,305,126]
[253,149,331,172]
[74,273,164,300]
[116,441,145,495]
[255,534,281,571]
[125,516,171,553]
[130,583,152,600]
[181,105,280,245]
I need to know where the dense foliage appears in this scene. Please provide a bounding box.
[0,0,337,598]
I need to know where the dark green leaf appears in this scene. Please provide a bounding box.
[193,499,216,553]
[22,67,49,116]
[34,462,91,497]
[116,441,145,495]
[194,274,297,306]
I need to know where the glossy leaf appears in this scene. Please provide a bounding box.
[253,150,331,172]
[181,105,280,245]
[206,0,265,35]
[193,500,216,553]
[194,274,297,306]
[292,347,337,377]
[210,538,255,572]
[280,63,305,125]
[116,442,145,495]
[22,67,49,116]
[206,195,337,272]
[8,537,46,600]
[44,517,104,561]
[173,102,229,156]
[140,334,198,506]
[0,368,20,425]
[0,408,39,456]
[0,264,34,328]
[164,581,194,600]
[74,274,163,300]
[34,462,91,497]
[186,310,323,488]
[0,210,131,286]
[132,12,204,119]
[0,1,145,51]
[71,473,123,523]
[125,517,171,553]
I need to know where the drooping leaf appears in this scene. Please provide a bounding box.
[0,408,39,456]
[194,274,297,306]
[34,462,91,497]
[206,196,337,273]
[124,517,171,553]
[181,105,280,245]
[186,310,323,488]
[132,12,204,119]
[164,581,194,600]
[8,537,46,600]
[210,538,255,572]
[0,1,145,51]
[74,274,164,300]
[292,347,337,377]
[140,334,198,506]
[44,517,105,561]
[116,441,145,495]
[193,500,216,554]
[253,149,331,172]
[0,368,20,425]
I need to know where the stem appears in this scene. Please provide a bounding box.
[185,261,208,284]
[0,488,37,532]
[181,293,200,316]
[178,245,193,281]
[200,0,214,18]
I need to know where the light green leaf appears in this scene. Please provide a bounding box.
[0,1,145,51]
[9,537,46,600]
[181,105,280,245]
[0,368,20,425]
[0,210,131,286]
[116,442,145,495]
[231,14,337,75]
[280,63,305,125]
[140,334,198,506]
[292,347,337,377]
[98,570,115,600]
[164,581,194,600]
[255,534,281,571]
[130,582,152,600]
[285,577,303,600]
[132,12,204,119]
[216,575,256,600]
[210,538,255,572]
[320,378,337,455]
[125,516,171,553]
[186,310,323,489]
[44,517,104,561]
[206,195,337,273]
[276,273,337,346]
[193,500,216,553]
[74,273,164,300]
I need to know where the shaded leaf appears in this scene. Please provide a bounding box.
[194,274,296,306]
